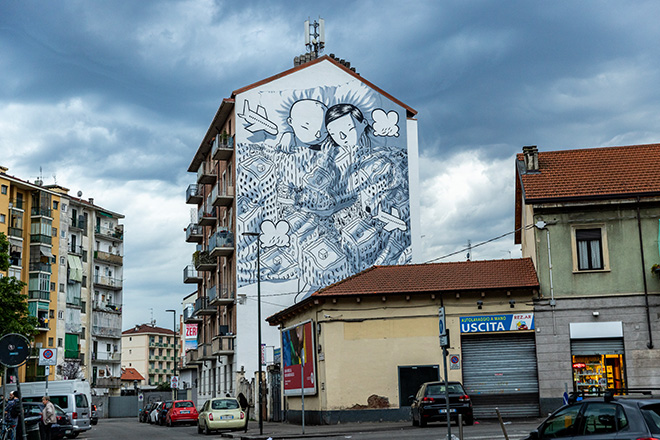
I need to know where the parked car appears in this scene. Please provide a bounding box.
[140,402,157,423]
[410,381,474,427]
[90,404,98,425]
[165,400,198,426]
[158,401,173,426]
[197,397,247,434]
[22,401,74,440]
[149,402,163,424]
[524,393,660,439]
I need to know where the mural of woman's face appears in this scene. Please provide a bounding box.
[327,113,362,147]
[287,100,327,144]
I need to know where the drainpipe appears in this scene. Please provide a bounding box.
[636,197,654,349]
[535,220,557,335]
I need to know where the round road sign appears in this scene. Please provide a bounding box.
[0,333,31,368]
[43,349,54,359]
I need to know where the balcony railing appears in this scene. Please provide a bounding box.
[183,265,201,284]
[66,296,82,307]
[92,324,121,338]
[193,251,215,271]
[183,306,201,323]
[70,217,86,230]
[197,162,217,185]
[198,205,217,226]
[212,183,235,207]
[186,184,202,205]
[8,227,23,238]
[93,302,121,313]
[198,342,214,360]
[92,352,121,362]
[95,224,124,240]
[94,274,123,290]
[209,231,234,258]
[212,336,235,355]
[212,135,234,161]
[95,377,121,388]
[185,223,203,243]
[31,207,52,218]
[64,349,80,359]
[29,262,51,273]
[28,290,50,301]
[209,285,235,305]
[69,244,83,255]
[185,349,199,365]
[9,198,25,210]
[30,234,52,245]
[94,250,123,266]
[194,296,216,316]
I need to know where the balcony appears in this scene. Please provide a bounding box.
[209,285,235,306]
[35,321,50,332]
[183,306,201,323]
[92,324,121,338]
[194,296,216,316]
[31,207,52,219]
[212,135,234,161]
[198,205,217,226]
[93,302,121,313]
[8,227,23,239]
[94,250,123,266]
[183,265,202,284]
[95,224,124,241]
[185,223,203,243]
[212,335,235,356]
[28,290,50,301]
[185,349,200,365]
[92,352,121,363]
[9,198,25,211]
[30,234,52,245]
[193,251,216,271]
[69,244,83,256]
[95,377,121,388]
[209,231,234,258]
[198,342,214,360]
[186,184,202,205]
[94,274,123,290]
[197,162,217,185]
[29,262,52,273]
[67,296,83,308]
[212,183,235,207]
[70,216,86,231]
[64,349,80,360]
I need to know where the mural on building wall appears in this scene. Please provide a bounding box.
[236,78,412,297]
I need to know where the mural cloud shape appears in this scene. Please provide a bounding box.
[260,220,291,248]
[371,109,400,137]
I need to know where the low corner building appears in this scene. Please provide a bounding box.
[267,258,540,424]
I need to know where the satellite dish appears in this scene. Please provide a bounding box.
[0,333,31,367]
[77,191,83,197]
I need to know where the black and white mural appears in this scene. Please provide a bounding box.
[236,69,412,298]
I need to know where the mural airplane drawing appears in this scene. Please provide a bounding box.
[238,100,279,136]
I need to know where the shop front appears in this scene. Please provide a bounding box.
[569,322,626,396]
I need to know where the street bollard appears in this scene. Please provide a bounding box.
[458,414,463,439]
[495,407,510,440]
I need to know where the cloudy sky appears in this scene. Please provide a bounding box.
[3,1,660,330]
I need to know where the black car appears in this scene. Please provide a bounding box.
[90,404,98,425]
[22,401,74,440]
[524,393,660,439]
[410,381,474,427]
[158,401,173,426]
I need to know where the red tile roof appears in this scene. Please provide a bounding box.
[267,259,538,324]
[518,143,660,201]
[121,368,145,381]
[122,324,175,336]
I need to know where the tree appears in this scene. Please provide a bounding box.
[0,232,38,338]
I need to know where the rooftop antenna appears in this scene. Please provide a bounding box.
[35,166,44,186]
[466,240,472,261]
[304,17,325,58]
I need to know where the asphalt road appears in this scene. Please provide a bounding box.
[81,417,544,440]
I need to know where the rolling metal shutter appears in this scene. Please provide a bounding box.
[462,333,540,419]
[570,338,624,355]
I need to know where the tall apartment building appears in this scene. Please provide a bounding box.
[182,55,420,409]
[121,324,177,388]
[0,167,125,395]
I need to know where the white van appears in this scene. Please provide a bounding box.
[8,380,92,437]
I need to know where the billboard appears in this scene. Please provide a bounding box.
[184,323,198,351]
[460,313,535,333]
[281,320,316,396]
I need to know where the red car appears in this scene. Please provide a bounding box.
[166,400,198,426]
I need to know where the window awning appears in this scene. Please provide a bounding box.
[67,255,83,282]
[39,247,53,258]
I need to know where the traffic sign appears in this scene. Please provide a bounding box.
[0,333,31,367]
[39,348,57,366]
[170,376,179,389]
[438,307,446,337]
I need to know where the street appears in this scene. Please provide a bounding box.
[81,417,543,440]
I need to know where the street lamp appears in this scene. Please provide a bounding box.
[242,231,263,436]
[166,309,177,398]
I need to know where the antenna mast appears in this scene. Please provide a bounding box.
[304,17,325,57]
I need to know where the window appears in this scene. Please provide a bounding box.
[579,402,624,435]
[62,203,67,212]
[52,227,57,237]
[1,185,7,194]
[572,226,609,271]
[60,256,65,265]
[48,337,54,347]
[58,338,63,347]
[59,283,64,293]
[107,344,111,352]
[49,309,54,319]
[539,404,581,438]
[82,275,87,286]
[50,282,55,291]
[81,328,85,339]
[0,214,5,224]
[81,301,86,313]
[53,201,58,210]
[58,311,64,319]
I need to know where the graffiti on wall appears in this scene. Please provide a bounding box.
[237,80,412,297]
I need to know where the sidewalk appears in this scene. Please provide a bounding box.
[221,420,412,439]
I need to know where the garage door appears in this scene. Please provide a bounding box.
[462,333,539,419]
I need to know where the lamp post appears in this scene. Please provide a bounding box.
[242,231,263,436]
[166,309,177,399]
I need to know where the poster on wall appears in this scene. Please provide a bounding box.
[281,320,316,396]
[236,61,413,300]
[184,323,198,351]
[460,313,535,333]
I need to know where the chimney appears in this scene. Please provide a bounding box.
[88,198,94,205]
[522,145,539,172]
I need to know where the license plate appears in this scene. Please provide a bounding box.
[220,415,234,420]
[440,409,457,413]
[181,410,190,414]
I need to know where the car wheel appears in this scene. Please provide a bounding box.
[420,417,427,427]
[197,422,203,434]
[412,410,419,426]
[465,416,474,426]
[166,417,171,427]
[203,421,211,435]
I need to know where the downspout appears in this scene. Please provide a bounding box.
[636,197,654,349]
[535,220,557,335]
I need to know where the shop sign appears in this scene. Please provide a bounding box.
[460,313,534,333]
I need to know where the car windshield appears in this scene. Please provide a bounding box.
[211,399,239,410]
[175,401,194,408]
[426,384,464,395]
[641,404,660,435]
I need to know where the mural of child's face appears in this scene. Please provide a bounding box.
[287,100,327,145]
[327,113,364,148]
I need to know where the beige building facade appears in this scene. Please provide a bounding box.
[121,324,177,389]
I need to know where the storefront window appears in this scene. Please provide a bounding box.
[572,354,625,396]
